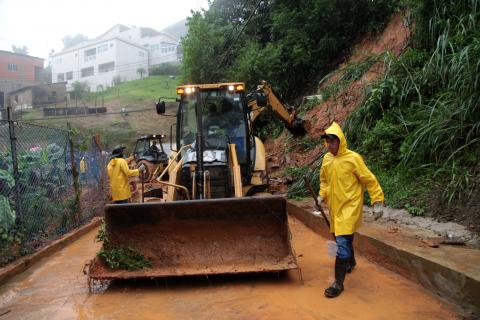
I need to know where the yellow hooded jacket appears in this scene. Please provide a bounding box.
[79,157,88,173]
[107,157,139,201]
[319,122,384,236]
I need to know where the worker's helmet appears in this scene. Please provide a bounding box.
[111,145,126,157]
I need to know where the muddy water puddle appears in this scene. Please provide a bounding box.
[0,217,458,320]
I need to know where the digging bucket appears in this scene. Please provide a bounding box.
[88,196,298,279]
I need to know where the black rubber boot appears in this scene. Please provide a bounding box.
[346,249,356,273]
[324,258,348,298]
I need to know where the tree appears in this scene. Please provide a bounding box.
[112,76,122,87]
[71,81,89,99]
[181,11,228,83]
[181,0,397,99]
[11,45,28,55]
[62,34,88,50]
[136,68,146,79]
[38,66,52,84]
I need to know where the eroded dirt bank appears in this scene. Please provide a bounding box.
[0,218,458,320]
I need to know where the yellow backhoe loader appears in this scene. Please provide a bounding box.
[88,81,307,281]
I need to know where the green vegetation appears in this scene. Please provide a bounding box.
[92,75,179,105]
[98,247,152,270]
[343,0,480,215]
[286,165,321,200]
[319,54,384,101]
[95,222,152,270]
[182,0,397,98]
[149,62,182,76]
[0,142,79,266]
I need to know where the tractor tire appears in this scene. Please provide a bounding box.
[137,160,155,183]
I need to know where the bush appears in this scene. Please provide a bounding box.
[70,81,89,99]
[149,62,181,76]
[286,164,321,200]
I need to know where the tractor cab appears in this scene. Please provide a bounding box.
[157,83,254,199]
[133,134,169,164]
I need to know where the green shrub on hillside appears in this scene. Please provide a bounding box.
[149,62,181,76]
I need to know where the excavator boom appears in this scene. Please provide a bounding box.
[248,80,308,136]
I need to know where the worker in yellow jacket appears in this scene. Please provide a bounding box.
[79,156,88,184]
[107,145,145,204]
[318,122,384,298]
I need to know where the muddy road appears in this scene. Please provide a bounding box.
[0,218,457,320]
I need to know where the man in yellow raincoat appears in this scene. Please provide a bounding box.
[107,146,145,204]
[318,122,384,298]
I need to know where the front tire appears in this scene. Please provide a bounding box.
[137,160,155,182]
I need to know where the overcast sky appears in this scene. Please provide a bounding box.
[0,0,207,61]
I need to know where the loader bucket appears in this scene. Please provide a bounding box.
[88,196,298,280]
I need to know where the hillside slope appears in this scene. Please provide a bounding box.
[22,75,179,151]
[266,12,410,177]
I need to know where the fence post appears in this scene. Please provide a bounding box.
[7,106,22,225]
[67,122,81,224]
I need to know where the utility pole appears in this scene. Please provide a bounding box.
[7,106,22,225]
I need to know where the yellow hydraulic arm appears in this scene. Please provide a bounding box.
[247,80,306,135]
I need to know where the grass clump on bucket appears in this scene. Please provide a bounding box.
[95,222,152,271]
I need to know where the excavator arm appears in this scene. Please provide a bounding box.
[247,80,307,136]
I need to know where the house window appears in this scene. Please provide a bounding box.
[55,58,62,64]
[160,43,175,54]
[57,73,64,82]
[66,71,73,80]
[139,51,144,57]
[150,44,159,52]
[110,43,114,48]
[7,63,18,71]
[14,95,18,103]
[99,61,115,73]
[84,48,96,62]
[81,66,94,77]
[52,91,57,99]
[98,44,108,53]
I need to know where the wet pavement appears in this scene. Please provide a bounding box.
[0,217,458,320]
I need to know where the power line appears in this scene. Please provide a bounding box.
[219,0,263,65]
[220,0,252,53]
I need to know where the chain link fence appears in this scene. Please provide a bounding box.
[0,119,106,267]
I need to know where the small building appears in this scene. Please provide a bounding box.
[0,51,45,118]
[8,83,67,111]
[0,50,44,83]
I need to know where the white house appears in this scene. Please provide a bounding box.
[51,37,149,92]
[97,24,182,65]
[51,23,185,92]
